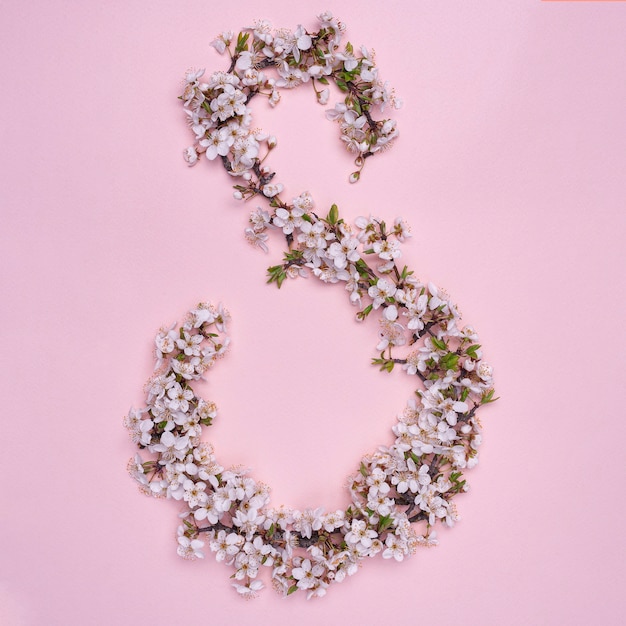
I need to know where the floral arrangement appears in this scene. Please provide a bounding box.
[125,12,496,599]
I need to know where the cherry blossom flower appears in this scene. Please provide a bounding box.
[293,559,325,590]
[383,534,407,561]
[177,531,205,560]
[327,236,360,269]
[272,207,303,234]
[232,579,264,599]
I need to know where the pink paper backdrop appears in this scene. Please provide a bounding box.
[2,1,625,624]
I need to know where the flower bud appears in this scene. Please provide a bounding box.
[233,191,243,200]
[317,88,329,105]
[268,136,277,149]
[183,146,198,167]
[349,171,360,184]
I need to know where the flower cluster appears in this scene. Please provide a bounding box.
[182,11,401,185]
[126,262,495,599]
[125,13,496,600]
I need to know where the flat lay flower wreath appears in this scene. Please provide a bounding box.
[125,12,497,600]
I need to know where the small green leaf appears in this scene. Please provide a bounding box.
[481,389,499,404]
[355,259,371,278]
[235,32,249,53]
[466,344,481,359]
[400,265,414,280]
[360,462,368,477]
[431,336,447,351]
[357,304,373,320]
[409,451,422,464]
[317,76,329,85]
[287,585,298,596]
[440,352,459,370]
[327,203,339,225]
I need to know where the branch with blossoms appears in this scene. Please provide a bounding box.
[125,282,496,599]
[124,12,497,601]
[181,12,401,186]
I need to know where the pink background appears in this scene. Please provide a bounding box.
[2,1,625,624]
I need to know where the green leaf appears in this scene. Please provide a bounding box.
[481,389,499,404]
[440,352,459,370]
[267,265,288,288]
[284,250,303,261]
[466,344,481,359]
[317,76,329,85]
[357,304,373,321]
[409,451,422,464]
[371,357,394,373]
[449,471,466,493]
[235,32,249,53]
[327,203,339,225]
[355,259,371,278]
[431,336,447,351]
[400,265,414,280]
[378,515,393,532]
[360,462,368,477]
[287,585,298,596]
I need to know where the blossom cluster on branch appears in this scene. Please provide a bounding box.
[126,13,496,600]
[181,11,401,184]
[126,272,494,599]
